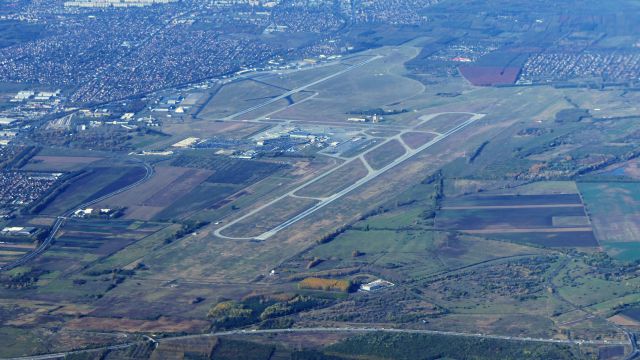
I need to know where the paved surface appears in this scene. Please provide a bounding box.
[214,112,485,240]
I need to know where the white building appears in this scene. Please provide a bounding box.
[360,279,394,292]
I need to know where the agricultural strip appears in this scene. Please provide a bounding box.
[436,207,589,230]
[467,229,597,247]
[444,194,582,207]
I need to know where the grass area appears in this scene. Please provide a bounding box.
[555,258,640,309]
[199,78,284,119]
[363,139,406,170]
[0,327,45,357]
[295,159,368,198]
[154,182,238,220]
[326,332,586,360]
[579,182,640,247]
[222,196,318,238]
[271,47,425,124]
[171,151,287,185]
[81,223,181,273]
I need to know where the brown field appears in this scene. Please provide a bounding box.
[364,139,406,170]
[295,159,368,198]
[22,155,103,171]
[608,314,640,327]
[25,216,56,226]
[96,166,213,220]
[221,196,319,238]
[401,132,437,149]
[298,277,351,292]
[65,316,209,333]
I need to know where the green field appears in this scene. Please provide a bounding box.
[579,182,640,258]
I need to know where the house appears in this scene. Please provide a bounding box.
[360,279,394,292]
[1,227,37,236]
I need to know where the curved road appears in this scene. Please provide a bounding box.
[0,161,154,272]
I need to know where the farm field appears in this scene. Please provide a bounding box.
[0,242,35,267]
[94,154,291,221]
[436,193,597,247]
[95,166,213,220]
[41,219,170,274]
[170,151,287,184]
[40,164,148,216]
[579,182,640,243]
[437,201,587,230]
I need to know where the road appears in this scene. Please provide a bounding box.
[0,162,154,272]
[4,326,628,360]
[214,112,485,240]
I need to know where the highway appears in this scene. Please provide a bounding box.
[0,162,154,272]
[214,112,485,240]
[4,326,629,360]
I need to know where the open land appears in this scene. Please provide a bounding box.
[4,2,640,357]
